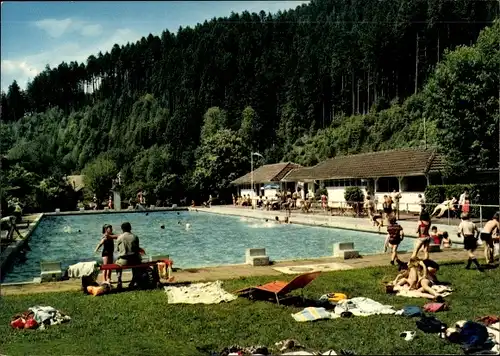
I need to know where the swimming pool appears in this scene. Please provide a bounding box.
[1,211,414,283]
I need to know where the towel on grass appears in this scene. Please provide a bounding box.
[334,297,396,316]
[394,284,453,299]
[164,280,237,304]
[67,261,99,279]
[291,307,340,322]
[28,306,71,329]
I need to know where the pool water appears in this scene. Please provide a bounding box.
[2,211,414,283]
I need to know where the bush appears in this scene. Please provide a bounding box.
[344,186,365,205]
[315,188,328,200]
[424,183,498,218]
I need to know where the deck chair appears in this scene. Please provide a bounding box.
[233,271,321,305]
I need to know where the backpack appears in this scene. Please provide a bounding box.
[416,315,447,333]
[459,321,489,347]
[402,306,423,317]
[135,267,158,290]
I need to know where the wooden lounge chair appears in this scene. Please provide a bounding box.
[233,271,321,305]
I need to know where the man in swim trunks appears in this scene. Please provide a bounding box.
[480,212,499,264]
[457,213,483,271]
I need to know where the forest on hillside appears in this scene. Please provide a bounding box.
[1,0,499,213]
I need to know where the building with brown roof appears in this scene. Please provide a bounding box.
[231,162,301,197]
[281,148,445,212]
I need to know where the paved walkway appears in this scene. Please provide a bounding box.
[199,206,465,244]
[1,247,468,296]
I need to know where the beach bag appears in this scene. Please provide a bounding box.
[423,302,448,313]
[402,306,423,317]
[136,267,156,290]
[416,315,447,333]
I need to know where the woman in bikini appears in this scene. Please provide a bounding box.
[94,224,115,283]
[412,211,432,260]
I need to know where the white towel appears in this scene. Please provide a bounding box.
[334,297,396,316]
[164,280,237,304]
[67,261,99,278]
[28,306,71,329]
[394,284,453,299]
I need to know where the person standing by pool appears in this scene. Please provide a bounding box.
[457,213,483,271]
[412,211,432,260]
[94,224,115,283]
[391,189,402,220]
[480,212,499,265]
[385,216,404,265]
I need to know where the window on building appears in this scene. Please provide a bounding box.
[376,177,400,192]
[404,175,427,192]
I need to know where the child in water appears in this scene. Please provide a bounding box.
[94,224,115,283]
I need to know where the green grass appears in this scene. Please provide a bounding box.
[1,262,498,355]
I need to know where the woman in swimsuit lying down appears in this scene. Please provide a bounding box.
[391,257,443,299]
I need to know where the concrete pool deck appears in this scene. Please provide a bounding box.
[0,248,469,295]
[195,206,465,244]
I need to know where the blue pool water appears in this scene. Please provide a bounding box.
[2,211,414,283]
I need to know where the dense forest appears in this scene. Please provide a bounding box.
[1,0,499,213]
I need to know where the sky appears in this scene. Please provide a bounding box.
[1,1,310,92]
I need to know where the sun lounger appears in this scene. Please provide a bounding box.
[233,271,321,305]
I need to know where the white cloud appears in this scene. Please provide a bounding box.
[1,28,140,91]
[34,18,104,38]
[80,24,103,37]
[35,18,74,38]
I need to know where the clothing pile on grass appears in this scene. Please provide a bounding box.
[164,280,237,304]
[10,306,71,330]
[200,339,355,356]
[292,296,397,322]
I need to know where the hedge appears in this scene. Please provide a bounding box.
[424,183,499,219]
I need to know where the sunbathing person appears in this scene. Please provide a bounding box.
[392,257,443,299]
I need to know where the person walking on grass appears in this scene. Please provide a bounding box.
[385,216,404,266]
[457,213,483,272]
[480,212,499,265]
[412,211,432,260]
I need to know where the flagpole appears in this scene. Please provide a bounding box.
[251,153,254,197]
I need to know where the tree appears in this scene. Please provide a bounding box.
[423,20,500,177]
[200,107,228,141]
[82,156,118,201]
[191,129,248,196]
[239,106,262,148]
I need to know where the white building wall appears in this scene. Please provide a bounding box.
[264,189,278,197]
[240,189,254,197]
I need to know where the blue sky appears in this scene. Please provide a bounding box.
[1,1,309,92]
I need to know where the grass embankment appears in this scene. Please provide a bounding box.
[0,262,498,355]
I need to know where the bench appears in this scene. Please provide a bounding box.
[100,259,174,288]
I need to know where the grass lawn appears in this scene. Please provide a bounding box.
[0,261,498,355]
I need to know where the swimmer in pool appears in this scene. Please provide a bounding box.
[160,225,165,229]
[185,223,191,230]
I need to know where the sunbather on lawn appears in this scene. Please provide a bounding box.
[392,257,443,299]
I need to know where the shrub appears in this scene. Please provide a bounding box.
[315,188,328,200]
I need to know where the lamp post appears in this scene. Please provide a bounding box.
[251,152,263,197]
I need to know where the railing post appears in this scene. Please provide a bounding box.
[480,205,483,229]
[447,207,450,226]
[406,203,409,214]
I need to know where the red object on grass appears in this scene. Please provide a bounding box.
[233,271,321,305]
[11,317,25,329]
[24,318,38,329]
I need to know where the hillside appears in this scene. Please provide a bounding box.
[1,0,499,213]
